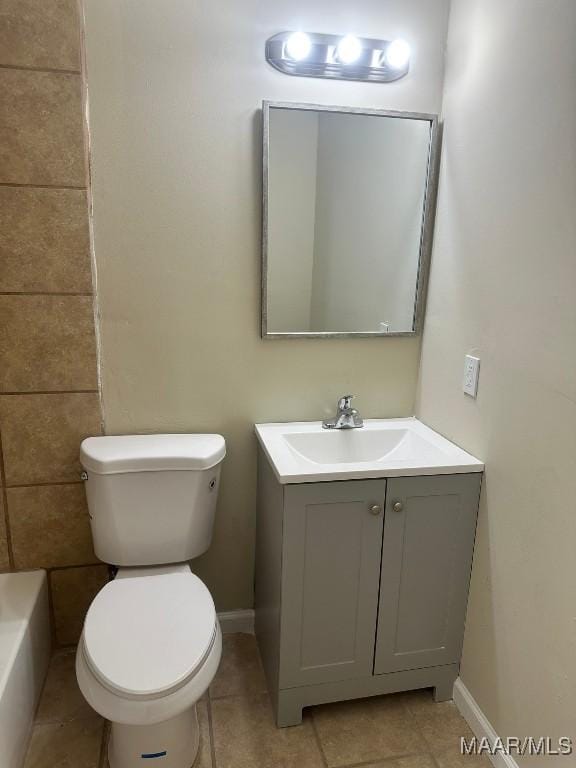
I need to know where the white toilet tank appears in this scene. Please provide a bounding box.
[80,434,226,566]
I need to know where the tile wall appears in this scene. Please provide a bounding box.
[0,0,107,645]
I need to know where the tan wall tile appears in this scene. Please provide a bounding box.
[0,296,98,392]
[51,564,109,646]
[0,493,10,570]
[7,484,96,569]
[0,187,92,293]
[0,393,101,485]
[0,0,81,71]
[0,69,85,186]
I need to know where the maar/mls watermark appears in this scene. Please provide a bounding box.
[461,737,573,757]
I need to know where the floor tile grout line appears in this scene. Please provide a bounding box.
[333,749,437,768]
[0,292,94,296]
[98,720,111,768]
[0,182,87,190]
[5,481,86,488]
[310,710,330,768]
[402,695,439,758]
[34,712,103,727]
[0,390,99,396]
[428,750,443,768]
[207,690,261,701]
[206,695,218,768]
[0,425,15,569]
[0,63,81,75]
[47,562,104,573]
[28,654,54,730]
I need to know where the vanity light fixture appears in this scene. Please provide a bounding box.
[285,31,312,62]
[384,38,411,69]
[265,31,410,82]
[335,35,363,65]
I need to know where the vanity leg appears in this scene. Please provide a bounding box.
[433,676,456,702]
[276,691,303,727]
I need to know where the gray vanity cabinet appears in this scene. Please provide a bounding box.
[281,480,386,687]
[375,475,481,674]
[255,448,482,727]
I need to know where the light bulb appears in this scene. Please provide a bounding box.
[285,32,312,61]
[336,35,362,65]
[384,39,410,69]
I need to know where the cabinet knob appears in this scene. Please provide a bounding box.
[369,504,382,516]
[392,501,403,513]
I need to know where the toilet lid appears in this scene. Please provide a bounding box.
[83,571,216,698]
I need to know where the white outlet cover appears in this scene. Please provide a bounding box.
[463,355,480,397]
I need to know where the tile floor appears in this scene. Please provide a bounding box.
[24,633,490,768]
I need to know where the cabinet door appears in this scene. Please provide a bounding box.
[374,474,482,675]
[280,480,386,688]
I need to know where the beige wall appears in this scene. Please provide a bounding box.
[0,0,107,645]
[82,0,450,609]
[416,0,576,756]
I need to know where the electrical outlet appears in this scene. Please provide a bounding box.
[463,355,480,397]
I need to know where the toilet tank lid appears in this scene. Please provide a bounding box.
[80,434,226,474]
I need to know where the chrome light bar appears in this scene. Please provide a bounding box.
[265,31,410,83]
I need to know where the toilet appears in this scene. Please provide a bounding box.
[75,433,226,768]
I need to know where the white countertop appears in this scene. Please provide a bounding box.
[255,417,484,484]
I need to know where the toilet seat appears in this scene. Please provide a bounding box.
[83,569,216,699]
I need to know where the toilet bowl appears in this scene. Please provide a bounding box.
[76,565,221,767]
[76,434,226,768]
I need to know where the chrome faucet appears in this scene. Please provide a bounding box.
[322,395,364,430]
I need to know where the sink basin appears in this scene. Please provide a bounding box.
[284,428,432,465]
[255,418,484,483]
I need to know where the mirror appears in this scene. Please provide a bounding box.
[262,101,439,338]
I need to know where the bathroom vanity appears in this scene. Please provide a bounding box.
[254,418,483,726]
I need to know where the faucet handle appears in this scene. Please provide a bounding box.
[338,395,354,410]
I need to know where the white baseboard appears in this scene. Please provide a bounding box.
[217,609,254,634]
[453,678,520,768]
